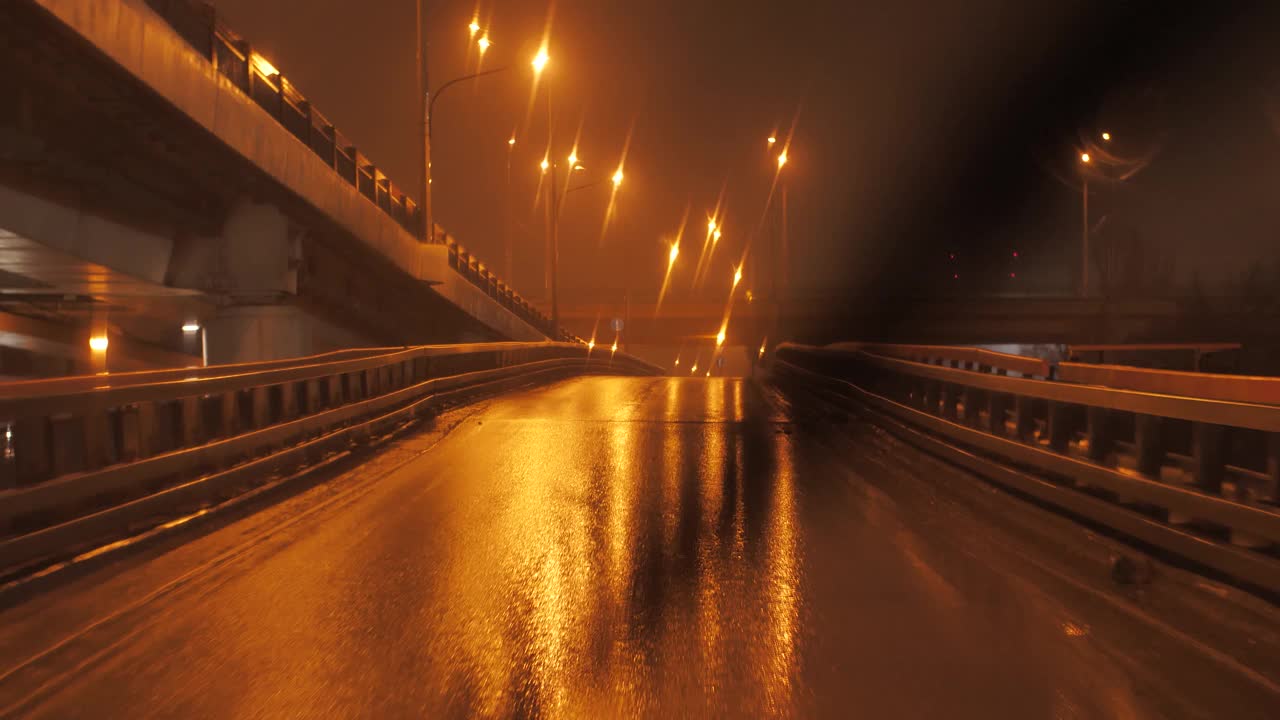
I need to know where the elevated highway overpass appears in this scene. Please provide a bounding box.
[0,0,564,373]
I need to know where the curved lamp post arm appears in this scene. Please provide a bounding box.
[428,67,507,138]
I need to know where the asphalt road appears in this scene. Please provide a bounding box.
[0,376,1275,718]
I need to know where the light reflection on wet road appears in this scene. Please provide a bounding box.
[0,377,1275,718]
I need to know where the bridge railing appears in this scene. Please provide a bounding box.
[774,343,1280,594]
[827,342,1050,378]
[0,341,659,576]
[140,0,570,341]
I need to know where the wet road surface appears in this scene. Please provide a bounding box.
[0,377,1276,718]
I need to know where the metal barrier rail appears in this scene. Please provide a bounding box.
[774,343,1280,594]
[1059,363,1280,406]
[0,342,659,575]
[829,342,1050,378]
[139,0,575,342]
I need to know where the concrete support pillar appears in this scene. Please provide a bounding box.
[204,305,315,365]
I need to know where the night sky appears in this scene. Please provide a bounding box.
[209,0,1280,304]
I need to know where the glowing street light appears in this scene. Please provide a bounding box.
[568,151,579,166]
[1080,152,1091,164]
[89,335,109,352]
[181,322,200,333]
[713,229,721,243]
[532,48,549,75]
[540,157,550,172]
[1101,131,1111,142]
[588,338,596,351]
[777,150,788,169]
[508,136,516,147]
[477,36,491,54]
[732,265,743,288]
[611,341,618,354]
[612,168,624,187]
[668,242,680,268]
[707,218,717,235]
[690,363,698,374]
[468,20,480,37]
[716,325,727,347]
[767,136,777,145]
[758,338,767,358]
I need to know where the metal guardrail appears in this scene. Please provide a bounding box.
[827,342,1050,378]
[773,343,1280,594]
[0,342,659,575]
[1058,363,1280,406]
[139,0,574,342]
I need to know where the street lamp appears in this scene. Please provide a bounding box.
[612,168,624,187]
[418,10,507,244]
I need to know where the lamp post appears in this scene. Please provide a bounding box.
[506,135,515,280]
[418,11,504,244]
[416,0,429,242]
[1080,151,1091,297]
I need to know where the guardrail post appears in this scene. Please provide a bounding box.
[251,386,270,429]
[1047,401,1072,453]
[1085,407,1112,463]
[279,383,298,422]
[962,386,984,427]
[1134,415,1163,479]
[304,379,322,414]
[939,383,958,420]
[180,397,202,448]
[920,380,936,413]
[327,376,343,407]
[1014,396,1035,441]
[988,392,1009,436]
[1191,423,1225,494]
[218,392,238,438]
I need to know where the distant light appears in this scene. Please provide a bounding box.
[745,290,754,303]
[713,229,721,242]
[573,164,585,172]
[767,136,777,145]
[588,338,596,351]
[89,335,109,352]
[568,151,578,166]
[532,48,549,74]
[182,323,200,333]
[690,363,698,374]
[468,20,480,37]
[612,168,624,187]
[477,36,491,53]
[732,265,743,288]
[1010,272,1016,278]
[508,136,516,147]
[948,253,955,261]
[716,327,726,347]
[611,341,618,354]
[540,158,550,172]
[674,357,680,367]
[953,273,959,279]
[1012,250,1019,258]
[1101,131,1111,141]
[705,370,711,377]
[758,338,767,358]
[668,242,680,267]
[777,151,788,169]
[1080,152,1091,164]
